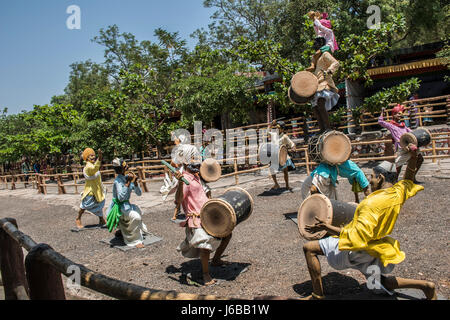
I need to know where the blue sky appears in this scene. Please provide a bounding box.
[0,0,215,114]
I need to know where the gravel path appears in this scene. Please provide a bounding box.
[0,175,448,300]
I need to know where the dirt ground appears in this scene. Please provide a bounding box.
[0,175,448,300]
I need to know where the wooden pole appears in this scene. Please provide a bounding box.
[25,243,66,300]
[11,175,16,190]
[234,159,239,185]
[0,218,30,300]
[304,148,311,175]
[74,174,78,194]
[137,167,148,193]
[447,97,450,126]
[36,174,41,194]
[42,176,47,195]
[57,175,66,194]
[432,140,437,163]
[418,106,423,127]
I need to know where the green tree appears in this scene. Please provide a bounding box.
[362,78,421,113]
[174,47,258,126]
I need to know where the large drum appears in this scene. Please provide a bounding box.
[308,130,352,165]
[200,158,222,182]
[289,71,318,105]
[400,127,432,149]
[200,187,254,238]
[297,194,357,241]
[258,143,288,167]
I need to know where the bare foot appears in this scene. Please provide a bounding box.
[211,259,232,267]
[423,282,437,300]
[171,216,177,221]
[99,217,106,225]
[115,230,123,238]
[135,243,145,249]
[270,184,280,190]
[299,294,325,300]
[75,218,83,229]
[203,273,216,286]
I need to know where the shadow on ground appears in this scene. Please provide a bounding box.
[293,272,438,300]
[165,259,251,287]
[258,188,297,197]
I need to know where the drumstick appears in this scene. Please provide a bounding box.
[161,160,190,185]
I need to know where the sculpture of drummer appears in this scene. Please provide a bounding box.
[300,145,437,300]
[300,160,370,203]
[305,36,340,133]
[268,120,297,191]
[308,11,339,53]
[378,105,424,183]
[173,144,232,286]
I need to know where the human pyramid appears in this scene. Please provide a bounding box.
[74,11,437,299]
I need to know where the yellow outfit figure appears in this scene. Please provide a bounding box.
[79,159,106,217]
[339,180,424,266]
[81,159,105,202]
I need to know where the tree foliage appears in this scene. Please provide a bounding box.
[362,78,421,113]
[1,1,447,164]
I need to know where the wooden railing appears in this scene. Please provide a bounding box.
[0,218,297,300]
[0,218,228,300]
[1,131,449,193]
[1,95,449,186]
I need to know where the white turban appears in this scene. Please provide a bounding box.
[172,144,201,165]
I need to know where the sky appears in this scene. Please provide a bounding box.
[0,0,215,114]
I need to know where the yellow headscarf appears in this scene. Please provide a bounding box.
[338,180,424,266]
[82,148,95,161]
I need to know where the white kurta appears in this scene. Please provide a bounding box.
[301,174,338,200]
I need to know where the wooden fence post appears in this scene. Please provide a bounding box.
[432,140,437,163]
[0,218,30,300]
[37,174,43,194]
[2,176,7,189]
[418,106,423,127]
[137,167,148,193]
[304,149,310,175]
[57,175,66,194]
[74,174,79,194]
[25,243,66,300]
[234,159,239,185]
[446,97,450,126]
[42,175,47,195]
[11,175,16,190]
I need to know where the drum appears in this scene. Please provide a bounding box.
[258,143,288,167]
[200,158,222,182]
[288,71,318,105]
[297,194,357,241]
[200,187,254,238]
[307,130,352,165]
[400,127,432,149]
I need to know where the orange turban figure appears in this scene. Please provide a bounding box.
[82,148,96,161]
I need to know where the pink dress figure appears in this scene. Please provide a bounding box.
[313,13,339,53]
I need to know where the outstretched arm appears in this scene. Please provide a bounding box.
[378,108,395,131]
[314,19,333,37]
[305,216,342,236]
[403,144,418,182]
